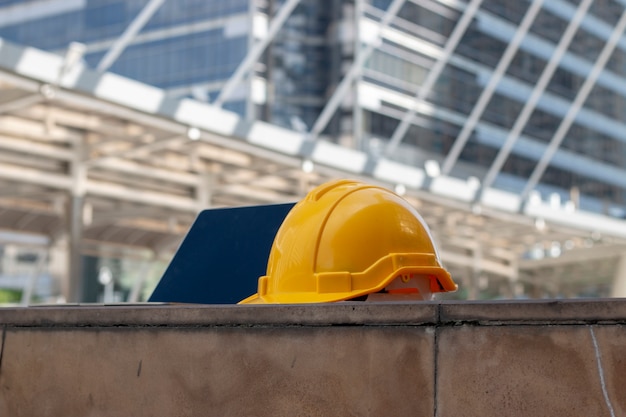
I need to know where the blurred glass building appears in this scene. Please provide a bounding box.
[1,0,626,215]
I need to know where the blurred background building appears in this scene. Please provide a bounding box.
[1,0,626,303]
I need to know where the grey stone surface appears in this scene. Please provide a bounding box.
[436,324,622,417]
[0,326,434,417]
[1,300,625,416]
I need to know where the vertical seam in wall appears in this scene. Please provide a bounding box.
[433,304,440,417]
[589,326,616,417]
[0,325,6,375]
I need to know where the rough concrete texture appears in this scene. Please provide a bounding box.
[437,324,624,417]
[0,300,625,417]
[0,326,435,417]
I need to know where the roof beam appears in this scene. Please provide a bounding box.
[0,134,74,160]
[440,250,516,278]
[0,93,44,114]
[86,179,199,212]
[0,162,72,189]
[85,135,186,166]
[0,115,80,144]
[519,244,626,269]
[216,183,295,203]
[19,106,108,133]
[89,158,199,186]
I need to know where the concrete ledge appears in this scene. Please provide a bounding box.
[1,300,625,417]
[0,302,439,327]
[439,298,626,324]
[2,299,626,327]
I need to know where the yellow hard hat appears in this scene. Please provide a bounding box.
[239,179,456,304]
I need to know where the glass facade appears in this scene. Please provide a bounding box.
[358,0,626,213]
[0,0,251,101]
[258,0,338,129]
[1,0,626,213]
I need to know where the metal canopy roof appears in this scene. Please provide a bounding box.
[1,38,626,299]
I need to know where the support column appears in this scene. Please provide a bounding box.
[20,247,48,305]
[128,254,155,303]
[352,0,364,151]
[196,171,213,211]
[48,232,69,302]
[66,194,84,303]
[468,246,482,300]
[611,254,626,297]
[508,258,522,299]
[67,139,87,303]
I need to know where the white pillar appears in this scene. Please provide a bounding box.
[610,254,626,297]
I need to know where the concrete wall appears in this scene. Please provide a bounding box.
[0,300,625,416]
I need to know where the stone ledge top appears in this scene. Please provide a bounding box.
[0,299,625,327]
[0,302,438,327]
[438,298,626,324]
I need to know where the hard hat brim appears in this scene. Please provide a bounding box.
[238,293,265,304]
[238,253,457,304]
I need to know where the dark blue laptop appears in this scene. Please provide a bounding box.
[149,203,294,304]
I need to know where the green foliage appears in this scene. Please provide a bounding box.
[0,289,22,303]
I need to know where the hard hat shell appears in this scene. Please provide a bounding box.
[239,179,456,304]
